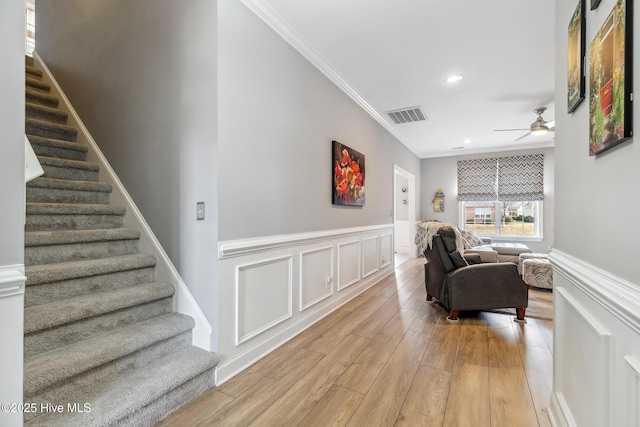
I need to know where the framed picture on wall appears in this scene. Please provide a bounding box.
[589,0,633,155]
[591,0,602,9]
[332,140,365,206]
[568,0,586,113]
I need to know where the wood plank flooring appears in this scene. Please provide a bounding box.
[157,257,553,427]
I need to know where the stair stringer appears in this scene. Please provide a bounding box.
[32,52,213,352]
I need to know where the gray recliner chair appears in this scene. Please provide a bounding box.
[424,227,529,322]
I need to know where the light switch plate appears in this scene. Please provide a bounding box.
[197,202,205,220]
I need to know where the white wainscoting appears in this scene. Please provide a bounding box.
[0,265,25,427]
[217,224,395,384]
[549,250,640,427]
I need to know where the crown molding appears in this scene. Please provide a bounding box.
[238,0,420,157]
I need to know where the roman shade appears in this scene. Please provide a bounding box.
[456,158,497,201]
[457,154,544,201]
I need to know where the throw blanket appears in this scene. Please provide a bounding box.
[415,221,466,255]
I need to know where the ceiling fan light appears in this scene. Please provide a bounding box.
[530,124,549,136]
[530,115,548,136]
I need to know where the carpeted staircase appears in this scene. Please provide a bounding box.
[23,56,217,426]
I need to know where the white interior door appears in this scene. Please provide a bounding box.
[394,165,416,258]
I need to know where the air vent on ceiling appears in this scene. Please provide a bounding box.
[386,106,426,124]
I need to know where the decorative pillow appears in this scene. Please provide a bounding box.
[448,250,469,269]
[459,229,485,248]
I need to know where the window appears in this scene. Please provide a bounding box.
[461,200,542,238]
[26,0,35,56]
[457,155,544,239]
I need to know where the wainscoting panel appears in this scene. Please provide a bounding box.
[554,287,611,427]
[337,240,361,291]
[362,236,379,279]
[300,246,333,312]
[625,355,640,426]
[217,225,395,384]
[549,250,640,427]
[236,256,292,345]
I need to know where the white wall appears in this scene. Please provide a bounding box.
[419,147,555,254]
[0,1,26,425]
[35,0,219,336]
[218,0,421,241]
[551,0,640,425]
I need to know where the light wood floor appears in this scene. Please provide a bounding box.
[157,257,553,427]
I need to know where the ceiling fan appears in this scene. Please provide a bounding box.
[494,107,555,141]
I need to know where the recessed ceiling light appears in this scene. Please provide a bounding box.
[463,138,471,144]
[446,74,464,83]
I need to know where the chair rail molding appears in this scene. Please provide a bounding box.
[0,264,26,299]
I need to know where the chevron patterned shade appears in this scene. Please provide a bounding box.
[457,155,544,201]
[497,154,544,201]
[457,158,498,201]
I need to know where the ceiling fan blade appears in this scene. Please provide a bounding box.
[514,132,531,142]
[493,128,530,132]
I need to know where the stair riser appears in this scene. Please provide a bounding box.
[25,298,173,358]
[26,239,140,266]
[27,187,111,204]
[26,105,68,125]
[26,80,52,92]
[25,266,156,308]
[41,164,99,182]
[26,214,124,232]
[26,56,35,67]
[26,121,78,143]
[24,331,193,417]
[114,368,214,427]
[26,91,58,108]
[30,142,87,162]
[26,68,42,79]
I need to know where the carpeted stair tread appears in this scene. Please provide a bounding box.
[27,177,111,193]
[25,228,141,265]
[25,202,127,231]
[26,102,68,124]
[26,88,58,108]
[25,264,156,308]
[37,155,100,182]
[27,178,112,204]
[25,228,140,246]
[26,65,42,78]
[27,135,88,160]
[24,313,196,395]
[24,346,216,427]
[26,118,78,142]
[26,56,35,67]
[26,77,52,92]
[25,254,157,286]
[37,156,99,172]
[26,202,125,216]
[24,282,174,334]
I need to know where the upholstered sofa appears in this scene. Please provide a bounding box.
[458,229,532,264]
